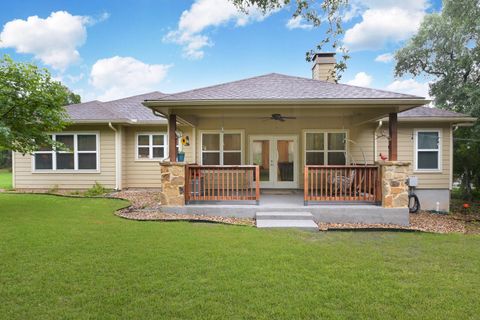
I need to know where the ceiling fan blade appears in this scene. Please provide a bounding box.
[283,117,297,119]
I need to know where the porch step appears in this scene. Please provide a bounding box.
[256,219,319,231]
[256,211,313,220]
[255,211,318,231]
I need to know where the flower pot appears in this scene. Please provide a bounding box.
[177,153,185,162]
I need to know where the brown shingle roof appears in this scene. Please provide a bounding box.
[65,91,167,123]
[149,73,422,101]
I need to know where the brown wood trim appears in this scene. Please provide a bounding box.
[389,112,398,161]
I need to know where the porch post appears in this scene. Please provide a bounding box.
[168,114,177,161]
[388,113,398,161]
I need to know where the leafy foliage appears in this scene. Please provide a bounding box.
[0,55,79,154]
[84,181,110,197]
[395,0,480,199]
[231,0,349,80]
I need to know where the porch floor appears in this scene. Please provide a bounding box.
[165,189,410,226]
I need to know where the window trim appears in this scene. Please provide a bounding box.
[32,132,100,173]
[303,129,349,166]
[199,130,244,165]
[135,132,168,161]
[414,128,442,173]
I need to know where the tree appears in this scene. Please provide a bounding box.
[231,0,349,80]
[394,0,480,199]
[0,55,78,154]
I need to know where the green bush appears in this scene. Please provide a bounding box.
[84,182,109,197]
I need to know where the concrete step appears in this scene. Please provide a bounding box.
[256,219,319,231]
[256,211,313,220]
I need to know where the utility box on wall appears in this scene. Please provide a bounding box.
[407,176,418,187]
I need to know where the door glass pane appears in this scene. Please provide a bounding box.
[418,132,438,149]
[35,153,52,169]
[202,152,220,165]
[202,134,220,151]
[78,153,97,169]
[252,140,269,182]
[224,133,241,151]
[418,151,438,169]
[224,152,241,165]
[56,153,74,169]
[277,140,294,182]
[328,133,346,150]
[328,152,346,165]
[78,135,96,151]
[306,133,324,150]
[306,152,324,165]
[56,135,74,151]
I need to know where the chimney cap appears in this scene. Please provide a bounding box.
[312,52,336,59]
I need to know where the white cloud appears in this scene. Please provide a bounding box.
[164,0,274,59]
[286,16,313,30]
[90,56,171,101]
[0,11,105,70]
[375,52,394,63]
[346,72,373,87]
[343,1,428,51]
[386,79,430,98]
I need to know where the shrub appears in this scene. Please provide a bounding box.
[84,182,109,197]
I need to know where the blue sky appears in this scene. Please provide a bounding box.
[0,0,441,101]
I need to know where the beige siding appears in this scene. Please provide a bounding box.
[123,125,194,188]
[187,118,452,190]
[377,123,451,189]
[14,125,116,189]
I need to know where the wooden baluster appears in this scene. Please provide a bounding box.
[255,166,260,203]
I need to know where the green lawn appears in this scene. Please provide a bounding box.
[1,194,479,319]
[0,169,12,189]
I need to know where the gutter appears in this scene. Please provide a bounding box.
[108,122,122,190]
[143,98,429,107]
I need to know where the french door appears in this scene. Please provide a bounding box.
[249,135,298,188]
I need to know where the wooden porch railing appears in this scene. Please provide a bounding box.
[304,165,381,204]
[185,165,260,203]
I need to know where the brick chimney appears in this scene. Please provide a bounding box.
[311,53,336,82]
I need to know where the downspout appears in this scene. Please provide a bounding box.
[11,151,15,189]
[450,125,459,190]
[109,122,121,190]
[374,120,383,162]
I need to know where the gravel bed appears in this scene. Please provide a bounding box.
[108,189,163,209]
[318,212,467,234]
[116,208,254,226]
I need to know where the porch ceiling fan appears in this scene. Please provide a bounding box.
[259,113,297,122]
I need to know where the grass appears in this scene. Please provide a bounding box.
[0,168,12,189]
[1,193,480,319]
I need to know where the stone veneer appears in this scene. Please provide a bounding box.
[159,162,186,206]
[377,161,410,208]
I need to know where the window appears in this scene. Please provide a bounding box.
[136,133,167,160]
[33,133,99,171]
[305,131,347,165]
[201,131,242,165]
[415,130,441,171]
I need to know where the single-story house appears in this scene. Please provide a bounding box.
[12,53,476,224]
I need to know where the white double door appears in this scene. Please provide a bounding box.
[249,135,298,189]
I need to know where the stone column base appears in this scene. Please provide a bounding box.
[376,161,410,208]
[159,162,186,206]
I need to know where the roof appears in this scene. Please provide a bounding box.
[399,106,470,118]
[65,92,167,123]
[147,73,423,101]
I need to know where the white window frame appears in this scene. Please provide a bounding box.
[32,132,100,173]
[135,132,168,161]
[303,130,349,165]
[414,129,442,173]
[200,130,244,165]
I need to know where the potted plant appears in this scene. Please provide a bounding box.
[177,136,188,162]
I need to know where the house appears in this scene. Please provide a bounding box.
[12,53,475,225]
